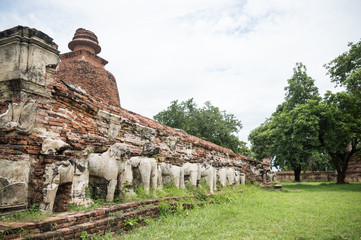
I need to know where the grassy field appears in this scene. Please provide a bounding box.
[118,182,361,240]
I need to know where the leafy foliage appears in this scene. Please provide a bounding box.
[250,40,361,184]
[325,40,361,94]
[306,151,332,171]
[283,62,320,110]
[316,91,361,183]
[154,98,249,154]
[249,63,322,179]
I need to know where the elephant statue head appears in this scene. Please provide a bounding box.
[141,142,160,156]
[108,143,130,161]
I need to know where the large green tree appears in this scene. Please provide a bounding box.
[249,100,321,181]
[154,98,249,154]
[316,92,361,184]
[250,41,361,184]
[320,40,361,184]
[249,63,321,181]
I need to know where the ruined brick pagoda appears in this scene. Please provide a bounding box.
[0,26,271,218]
[57,28,120,108]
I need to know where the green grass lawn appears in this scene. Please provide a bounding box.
[119,182,361,240]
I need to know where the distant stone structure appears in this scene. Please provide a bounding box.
[345,155,361,182]
[0,26,272,215]
[276,155,361,182]
[276,171,337,182]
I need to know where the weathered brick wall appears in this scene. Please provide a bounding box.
[0,26,60,213]
[345,155,361,182]
[276,156,361,182]
[276,171,337,182]
[57,52,120,108]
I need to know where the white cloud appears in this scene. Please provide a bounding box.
[1,0,360,145]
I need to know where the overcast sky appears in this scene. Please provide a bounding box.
[1,0,360,143]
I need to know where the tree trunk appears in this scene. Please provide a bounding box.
[336,169,346,184]
[294,166,301,182]
[331,153,350,185]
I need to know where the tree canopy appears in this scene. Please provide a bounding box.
[249,63,322,180]
[154,98,250,155]
[283,62,320,110]
[249,40,361,184]
[325,41,361,94]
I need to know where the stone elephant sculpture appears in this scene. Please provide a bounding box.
[182,162,201,187]
[234,170,246,185]
[88,143,129,202]
[40,161,74,212]
[41,138,70,155]
[266,171,276,182]
[217,167,227,188]
[226,167,236,186]
[70,159,92,206]
[117,160,133,198]
[234,170,241,186]
[200,163,217,194]
[157,165,162,189]
[118,157,158,197]
[218,167,246,188]
[0,100,38,134]
[158,162,185,189]
[240,172,246,185]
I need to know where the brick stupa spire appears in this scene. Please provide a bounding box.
[68,28,101,55]
[56,28,120,107]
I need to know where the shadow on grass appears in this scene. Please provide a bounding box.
[281,182,361,193]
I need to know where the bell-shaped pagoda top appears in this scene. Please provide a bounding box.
[68,28,101,54]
